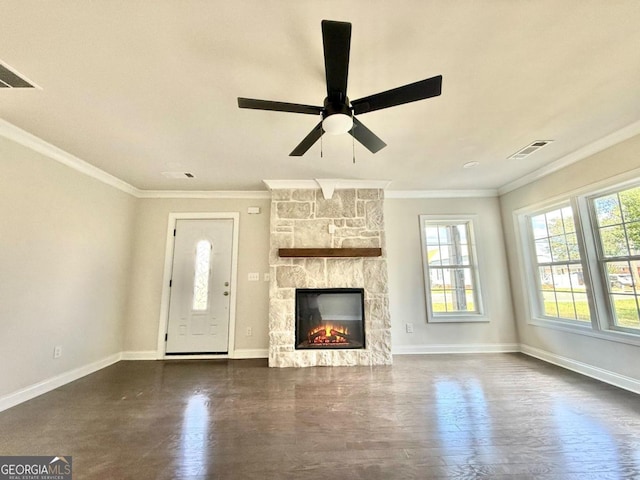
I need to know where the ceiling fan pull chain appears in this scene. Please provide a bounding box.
[320,112,324,158]
[352,133,356,164]
[352,111,356,164]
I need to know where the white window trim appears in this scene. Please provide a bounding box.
[583,184,640,336]
[521,200,594,323]
[514,184,640,347]
[419,214,487,323]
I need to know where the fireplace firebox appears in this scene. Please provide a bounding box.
[295,288,365,350]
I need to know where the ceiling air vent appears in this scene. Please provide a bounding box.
[0,62,36,88]
[161,172,195,179]
[508,140,553,160]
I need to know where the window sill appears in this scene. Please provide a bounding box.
[429,315,489,324]
[528,317,640,347]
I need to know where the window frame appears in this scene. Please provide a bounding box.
[585,183,640,335]
[521,200,594,327]
[419,214,486,323]
[515,176,640,347]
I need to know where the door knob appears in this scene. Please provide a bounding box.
[223,291,229,296]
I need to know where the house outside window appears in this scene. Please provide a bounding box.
[516,177,640,344]
[527,204,591,323]
[590,185,640,333]
[419,215,484,322]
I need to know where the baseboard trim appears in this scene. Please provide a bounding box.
[120,349,269,360]
[233,348,268,359]
[0,352,122,413]
[3,344,635,413]
[520,344,640,395]
[120,351,158,360]
[393,343,520,355]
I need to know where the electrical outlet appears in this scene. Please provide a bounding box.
[53,345,62,359]
[405,323,414,333]
[248,272,259,281]
[246,327,253,336]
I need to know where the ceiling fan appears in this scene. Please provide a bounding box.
[238,20,442,157]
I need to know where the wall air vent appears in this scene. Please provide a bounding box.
[0,62,36,88]
[161,172,196,179]
[508,140,553,160]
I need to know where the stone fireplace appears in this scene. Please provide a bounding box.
[267,183,392,367]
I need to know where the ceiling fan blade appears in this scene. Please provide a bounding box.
[351,75,442,115]
[322,20,351,102]
[238,98,322,115]
[349,117,387,153]
[290,122,324,156]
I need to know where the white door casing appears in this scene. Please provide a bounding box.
[166,219,233,353]
[157,213,239,358]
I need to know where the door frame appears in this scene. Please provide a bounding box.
[156,212,240,359]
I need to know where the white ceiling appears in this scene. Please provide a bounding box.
[2,1,640,192]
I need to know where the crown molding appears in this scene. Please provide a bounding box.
[263,179,392,192]
[498,119,640,196]
[0,119,139,196]
[137,190,271,199]
[263,179,392,199]
[385,189,498,199]
[5,117,640,202]
[0,120,274,199]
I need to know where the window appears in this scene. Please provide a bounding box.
[517,178,640,342]
[528,205,590,322]
[591,185,640,332]
[192,240,212,311]
[420,216,483,322]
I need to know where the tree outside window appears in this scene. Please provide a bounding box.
[420,216,483,321]
[528,205,590,323]
[592,185,640,332]
[519,181,640,340]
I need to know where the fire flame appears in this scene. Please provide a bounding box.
[308,323,349,344]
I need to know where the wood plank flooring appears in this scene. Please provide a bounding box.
[0,353,638,479]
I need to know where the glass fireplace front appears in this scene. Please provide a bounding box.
[295,288,365,350]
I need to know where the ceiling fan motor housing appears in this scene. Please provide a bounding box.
[237,20,442,154]
[322,97,353,134]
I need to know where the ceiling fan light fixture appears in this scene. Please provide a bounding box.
[237,20,443,155]
[322,113,353,135]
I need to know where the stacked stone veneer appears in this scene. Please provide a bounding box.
[268,188,392,367]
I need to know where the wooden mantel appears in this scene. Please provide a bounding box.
[278,247,382,258]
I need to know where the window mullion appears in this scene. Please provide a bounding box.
[419,215,483,322]
[517,179,640,342]
[575,195,606,332]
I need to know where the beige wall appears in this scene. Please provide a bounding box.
[0,136,136,398]
[4,124,639,401]
[500,133,640,381]
[385,196,517,350]
[124,197,271,354]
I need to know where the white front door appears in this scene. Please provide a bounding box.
[165,219,233,354]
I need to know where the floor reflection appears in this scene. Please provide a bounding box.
[552,400,626,476]
[435,378,492,451]
[179,393,210,477]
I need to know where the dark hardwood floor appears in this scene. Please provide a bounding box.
[0,353,638,479]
